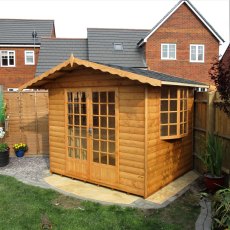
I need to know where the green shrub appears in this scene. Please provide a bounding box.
[212,188,230,230]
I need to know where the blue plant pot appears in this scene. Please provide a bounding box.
[15,149,25,158]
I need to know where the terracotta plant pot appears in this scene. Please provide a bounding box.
[0,148,9,167]
[204,174,225,193]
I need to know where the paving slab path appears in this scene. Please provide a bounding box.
[0,156,200,210]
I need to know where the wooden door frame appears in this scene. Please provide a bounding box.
[64,87,119,187]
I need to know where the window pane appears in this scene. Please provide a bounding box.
[161,113,168,124]
[101,116,107,127]
[170,89,177,98]
[73,93,79,103]
[74,127,80,137]
[68,104,73,113]
[93,104,99,115]
[108,104,115,115]
[93,151,99,163]
[108,154,115,166]
[101,129,107,140]
[93,128,99,139]
[170,112,177,123]
[68,148,73,157]
[81,104,86,115]
[93,140,99,151]
[82,149,87,160]
[108,142,115,153]
[75,138,80,147]
[74,104,79,114]
[93,92,99,103]
[108,92,115,103]
[100,92,107,103]
[67,92,72,102]
[81,115,86,126]
[81,138,87,149]
[75,148,80,159]
[74,115,79,125]
[169,44,175,59]
[109,117,115,128]
[161,101,168,111]
[170,125,177,135]
[81,127,87,138]
[161,88,168,99]
[93,116,99,127]
[170,100,177,111]
[68,136,74,146]
[68,115,73,125]
[100,104,107,115]
[109,129,115,141]
[161,125,168,136]
[101,153,107,164]
[101,141,107,152]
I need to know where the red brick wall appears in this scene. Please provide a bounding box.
[145,3,219,84]
[0,47,40,89]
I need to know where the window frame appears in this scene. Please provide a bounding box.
[25,50,35,65]
[190,44,204,63]
[161,43,176,60]
[0,50,15,67]
[160,87,189,139]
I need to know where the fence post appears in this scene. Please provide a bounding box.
[206,91,215,138]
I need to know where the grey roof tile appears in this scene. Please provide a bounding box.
[36,38,88,76]
[0,19,54,45]
[88,28,149,68]
[104,64,207,86]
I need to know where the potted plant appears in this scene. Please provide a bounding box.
[0,143,9,167]
[197,133,225,193]
[13,143,28,157]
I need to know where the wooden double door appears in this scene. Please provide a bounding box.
[66,88,118,186]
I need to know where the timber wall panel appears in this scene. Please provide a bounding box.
[146,87,193,196]
[118,86,145,196]
[48,89,65,175]
[4,91,49,156]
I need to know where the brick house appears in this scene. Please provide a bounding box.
[36,0,224,86]
[0,19,55,90]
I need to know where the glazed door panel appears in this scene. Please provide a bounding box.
[66,90,89,179]
[90,90,118,185]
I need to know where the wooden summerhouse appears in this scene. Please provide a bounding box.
[21,56,207,197]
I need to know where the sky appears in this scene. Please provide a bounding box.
[1,0,229,55]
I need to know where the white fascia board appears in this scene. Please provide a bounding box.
[0,44,40,48]
[162,80,209,88]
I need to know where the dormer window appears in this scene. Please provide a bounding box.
[113,43,123,51]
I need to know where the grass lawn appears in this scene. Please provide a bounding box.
[0,175,200,230]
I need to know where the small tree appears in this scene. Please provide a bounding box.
[209,55,230,116]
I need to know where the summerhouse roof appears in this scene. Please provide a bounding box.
[20,55,208,90]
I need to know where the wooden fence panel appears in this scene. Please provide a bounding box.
[4,91,49,156]
[194,92,230,174]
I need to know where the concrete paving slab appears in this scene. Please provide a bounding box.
[44,175,139,205]
[44,170,199,207]
[146,171,199,204]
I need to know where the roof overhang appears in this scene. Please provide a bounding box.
[138,0,224,47]
[19,55,162,90]
[0,44,40,47]
[162,81,209,88]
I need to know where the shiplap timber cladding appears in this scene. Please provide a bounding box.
[4,91,49,156]
[40,66,195,197]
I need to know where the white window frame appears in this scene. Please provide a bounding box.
[113,43,123,51]
[161,43,176,60]
[0,50,15,67]
[25,50,35,65]
[190,44,204,63]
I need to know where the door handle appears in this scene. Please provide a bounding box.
[88,127,93,136]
